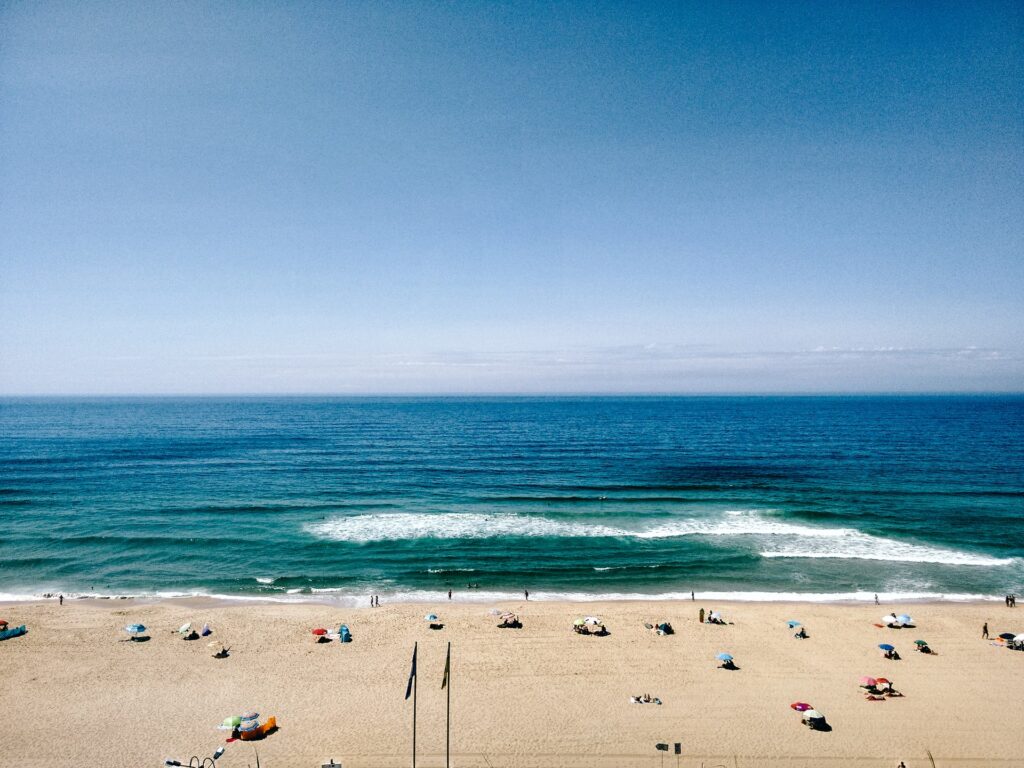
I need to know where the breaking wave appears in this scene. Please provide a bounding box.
[304,510,1017,567]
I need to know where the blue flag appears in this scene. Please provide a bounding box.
[405,642,417,700]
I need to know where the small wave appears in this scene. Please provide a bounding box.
[255,577,276,584]
[426,568,477,574]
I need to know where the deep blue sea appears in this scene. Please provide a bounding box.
[1,396,1022,604]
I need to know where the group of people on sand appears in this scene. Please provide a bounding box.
[630,693,662,704]
[1005,594,1017,607]
[698,608,726,625]
[863,680,903,701]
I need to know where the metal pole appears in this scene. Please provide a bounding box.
[413,652,418,768]
[446,641,451,768]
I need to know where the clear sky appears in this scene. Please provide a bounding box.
[1,1,1022,394]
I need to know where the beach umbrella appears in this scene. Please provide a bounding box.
[311,628,328,636]
[787,620,801,628]
[896,614,912,624]
[201,623,212,636]
[878,643,895,651]
[790,702,812,711]
[858,676,877,687]
[1014,634,1024,643]
[998,632,1016,640]
[238,719,260,732]
[425,614,438,622]
[241,711,259,721]
[716,652,733,662]
[124,624,146,635]
[914,639,928,646]
[710,611,722,620]
[221,716,242,728]
[178,623,191,634]
[882,614,897,624]
[499,612,517,622]
[573,618,585,626]
[488,608,502,616]
[584,616,601,625]
[875,677,891,685]
[803,709,824,720]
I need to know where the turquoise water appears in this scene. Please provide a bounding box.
[1,396,1022,603]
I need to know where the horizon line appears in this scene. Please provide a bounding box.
[3,391,1023,399]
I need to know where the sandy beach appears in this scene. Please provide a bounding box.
[1,598,1021,767]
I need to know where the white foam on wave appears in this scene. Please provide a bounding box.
[304,510,1018,568]
[305,512,624,542]
[255,577,276,584]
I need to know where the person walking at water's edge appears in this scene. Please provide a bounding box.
[524,589,529,601]
[982,621,988,639]
[59,594,63,606]
[448,589,452,600]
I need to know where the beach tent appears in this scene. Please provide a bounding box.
[339,625,352,643]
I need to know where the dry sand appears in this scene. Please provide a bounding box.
[0,598,1021,767]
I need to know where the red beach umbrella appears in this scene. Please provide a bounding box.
[875,678,891,685]
[790,702,812,711]
[311,628,328,636]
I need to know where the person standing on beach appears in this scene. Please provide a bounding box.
[59,594,63,606]
[874,594,879,605]
[524,589,529,601]
[448,589,452,600]
[699,608,705,624]
[691,591,694,601]
[982,621,989,639]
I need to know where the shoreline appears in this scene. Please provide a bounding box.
[1,593,1010,611]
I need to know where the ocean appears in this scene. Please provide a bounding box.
[1,396,1022,604]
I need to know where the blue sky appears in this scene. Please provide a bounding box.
[1,1,1021,393]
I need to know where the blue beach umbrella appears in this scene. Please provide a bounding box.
[896,614,912,624]
[124,624,146,635]
[878,643,895,651]
[425,614,438,621]
[716,652,733,661]
[787,620,801,628]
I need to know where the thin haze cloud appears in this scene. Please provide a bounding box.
[0,1,1021,394]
